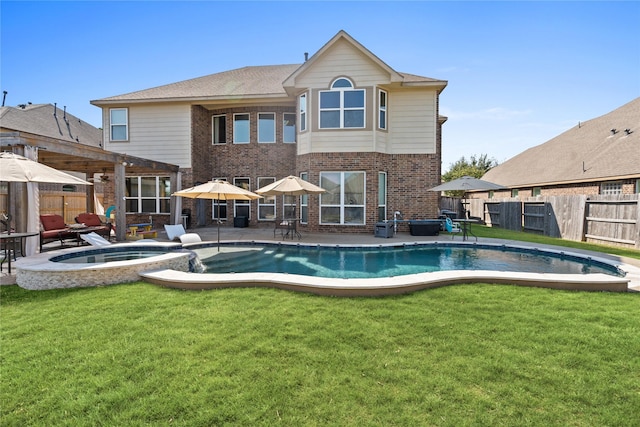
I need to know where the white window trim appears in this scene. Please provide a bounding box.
[125,176,170,214]
[233,177,251,219]
[109,108,128,142]
[233,113,250,144]
[300,172,309,224]
[257,177,276,220]
[283,113,296,143]
[211,177,227,220]
[378,89,387,130]
[378,171,387,221]
[319,78,366,129]
[258,113,276,143]
[319,171,366,225]
[299,93,307,132]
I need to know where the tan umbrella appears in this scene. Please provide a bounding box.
[255,175,326,196]
[0,152,92,185]
[172,179,262,249]
[255,175,326,220]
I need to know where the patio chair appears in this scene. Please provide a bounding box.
[80,232,112,247]
[444,217,462,239]
[164,224,187,241]
[179,233,202,244]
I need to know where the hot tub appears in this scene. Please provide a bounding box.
[408,220,442,236]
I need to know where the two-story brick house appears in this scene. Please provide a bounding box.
[91,30,448,233]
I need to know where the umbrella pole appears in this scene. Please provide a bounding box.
[217,193,220,252]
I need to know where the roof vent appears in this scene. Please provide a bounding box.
[624,128,633,135]
[304,52,309,62]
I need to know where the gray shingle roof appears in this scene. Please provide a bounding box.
[482,97,640,187]
[92,64,444,105]
[92,65,302,104]
[0,103,102,147]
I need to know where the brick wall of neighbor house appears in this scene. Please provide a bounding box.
[297,152,441,233]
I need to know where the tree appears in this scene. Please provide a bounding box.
[441,154,499,197]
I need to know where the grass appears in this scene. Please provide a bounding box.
[2,283,640,426]
[467,224,640,260]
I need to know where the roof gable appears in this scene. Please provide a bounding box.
[482,97,640,187]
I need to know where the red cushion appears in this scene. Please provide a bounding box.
[76,213,102,226]
[40,214,66,231]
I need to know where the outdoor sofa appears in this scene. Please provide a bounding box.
[75,213,112,241]
[39,214,76,251]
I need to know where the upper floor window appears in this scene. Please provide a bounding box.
[299,93,307,132]
[212,115,226,144]
[233,113,250,144]
[258,113,275,143]
[283,113,296,143]
[601,181,622,195]
[110,108,128,141]
[378,90,387,130]
[319,78,365,129]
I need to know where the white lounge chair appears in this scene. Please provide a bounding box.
[179,233,202,244]
[80,232,112,246]
[164,224,187,241]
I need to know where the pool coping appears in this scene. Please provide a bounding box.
[140,240,637,295]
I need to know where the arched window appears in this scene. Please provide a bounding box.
[319,78,365,129]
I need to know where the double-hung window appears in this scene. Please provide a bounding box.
[283,113,296,143]
[257,177,276,220]
[299,93,307,132]
[110,108,128,141]
[233,113,250,144]
[125,176,170,213]
[212,177,227,221]
[378,172,387,221]
[234,178,251,218]
[319,78,365,129]
[258,113,275,143]
[319,172,365,225]
[300,172,309,223]
[212,115,226,144]
[378,90,387,130]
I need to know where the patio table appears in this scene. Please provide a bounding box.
[1,231,39,274]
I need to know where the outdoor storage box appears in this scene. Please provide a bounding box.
[408,220,441,236]
[234,216,248,228]
[375,222,394,238]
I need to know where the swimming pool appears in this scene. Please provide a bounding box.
[193,242,623,278]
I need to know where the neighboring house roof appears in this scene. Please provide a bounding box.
[92,31,446,106]
[0,103,102,147]
[482,97,640,188]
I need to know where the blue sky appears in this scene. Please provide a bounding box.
[1,1,639,172]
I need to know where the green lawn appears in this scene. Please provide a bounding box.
[2,283,639,426]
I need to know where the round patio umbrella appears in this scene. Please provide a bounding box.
[0,152,92,185]
[255,175,326,220]
[428,175,505,192]
[255,175,326,196]
[429,176,505,219]
[172,180,262,250]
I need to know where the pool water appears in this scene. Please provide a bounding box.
[197,243,623,279]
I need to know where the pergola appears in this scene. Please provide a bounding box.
[1,131,180,241]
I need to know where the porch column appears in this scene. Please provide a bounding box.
[114,162,126,241]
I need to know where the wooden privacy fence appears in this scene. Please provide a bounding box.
[40,192,87,224]
[445,195,640,249]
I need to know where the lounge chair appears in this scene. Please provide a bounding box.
[179,233,202,244]
[80,232,112,246]
[164,224,187,241]
[80,232,157,246]
[164,224,202,243]
[444,217,462,239]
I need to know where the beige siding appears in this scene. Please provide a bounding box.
[104,104,192,168]
[296,39,391,89]
[388,90,436,154]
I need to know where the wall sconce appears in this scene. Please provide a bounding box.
[610,128,617,135]
[624,129,633,135]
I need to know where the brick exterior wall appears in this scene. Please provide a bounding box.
[181,104,445,233]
